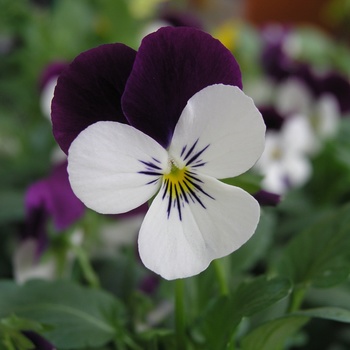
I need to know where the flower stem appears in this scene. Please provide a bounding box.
[74,245,100,288]
[213,259,229,296]
[287,285,306,313]
[175,279,187,350]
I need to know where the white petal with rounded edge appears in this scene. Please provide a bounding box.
[68,121,168,214]
[138,175,260,280]
[168,84,266,179]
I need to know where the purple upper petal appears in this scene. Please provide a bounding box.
[24,161,85,246]
[122,27,242,148]
[52,44,137,154]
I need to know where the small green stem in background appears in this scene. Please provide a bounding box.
[213,259,229,296]
[287,285,306,313]
[74,245,100,288]
[175,279,187,350]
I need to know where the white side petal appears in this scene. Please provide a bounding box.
[68,121,168,214]
[138,175,260,280]
[169,84,266,179]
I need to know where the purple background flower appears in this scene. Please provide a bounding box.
[24,161,85,255]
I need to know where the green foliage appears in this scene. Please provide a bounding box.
[295,307,350,323]
[0,280,127,349]
[222,172,263,194]
[192,276,291,349]
[279,203,350,288]
[229,208,276,274]
[0,190,24,223]
[0,315,45,350]
[1,1,350,349]
[240,316,310,350]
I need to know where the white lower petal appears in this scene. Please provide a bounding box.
[68,121,168,214]
[168,84,265,179]
[138,175,260,280]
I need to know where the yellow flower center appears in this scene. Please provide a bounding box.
[162,161,194,199]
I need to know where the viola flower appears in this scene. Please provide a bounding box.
[276,77,340,153]
[14,161,85,283]
[260,24,297,82]
[52,27,265,280]
[23,161,85,249]
[255,115,313,194]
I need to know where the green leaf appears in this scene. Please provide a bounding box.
[190,295,236,348]
[0,280,125,349]
[1,332,34,350]
[0,190,24,223]
[240,316,309,350]
[0,315,43,350]
[334,118,350,169]
[0,315,45,333]
[192,277,291,349]
[294,307,350,323]
[279,203,350,288]
[232,276,291,317]
[221,172,263,194]
[230,209,275,273]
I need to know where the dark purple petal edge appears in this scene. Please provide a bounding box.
[122,27,242,148]
[52,43,136,154]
